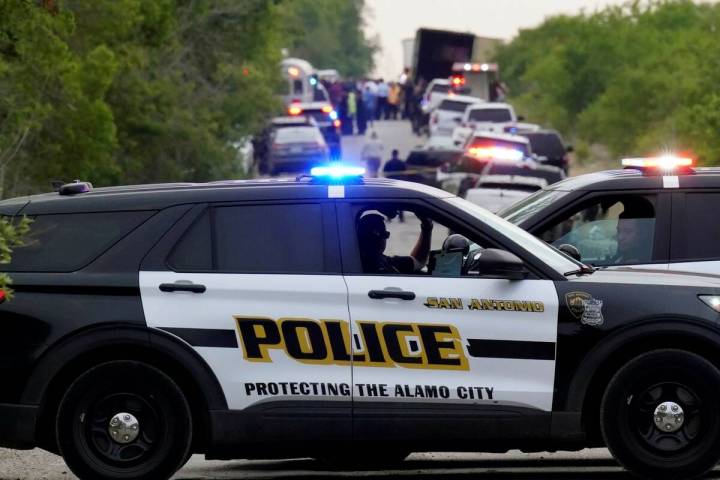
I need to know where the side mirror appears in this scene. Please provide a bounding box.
[517,115,525,121]
[464,248,528,280]
[566,145,574,153]
[558,243,582,261]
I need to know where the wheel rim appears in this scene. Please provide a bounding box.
[82,393,163,466]
[630,382,704,453]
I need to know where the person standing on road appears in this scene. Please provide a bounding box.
[345,89,357,136]
[361,131,383,178]
[387,82,401,120]
[356,89,368,135]
[363,79,377,124]
[383,149,406,179]
[376,79,389,120]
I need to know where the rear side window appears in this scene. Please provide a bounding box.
[4,211,152,272]
[469,108,513,122]
[674,193,720,261]
[525,133,566,157]
[431,84,450,93]
[438,100,474,113]
[169,203,326,273]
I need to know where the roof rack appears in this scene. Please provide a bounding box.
[58,180,93,196]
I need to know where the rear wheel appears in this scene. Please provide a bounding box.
[601,349,720,479]
[56,361,192,480]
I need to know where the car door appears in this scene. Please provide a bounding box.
[669,191,720,274]
[139,202,351,442]
[336,200,559,445]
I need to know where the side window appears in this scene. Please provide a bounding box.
[537,195,656,266]
[675,193,720,261]
[352,203,499,277]
[169,203,325,274]
[3,211,152,272]
[168,210,212,271]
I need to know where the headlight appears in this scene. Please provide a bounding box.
[699,295,720,313]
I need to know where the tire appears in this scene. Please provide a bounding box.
[601,349,720,479]
[56,360,193,480]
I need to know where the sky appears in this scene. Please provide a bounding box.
[364,0,635,79]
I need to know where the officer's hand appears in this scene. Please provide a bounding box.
[418,215,433,232]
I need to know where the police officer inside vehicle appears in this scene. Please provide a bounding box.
[358,212,433,274]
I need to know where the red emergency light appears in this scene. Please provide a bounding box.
[450,74,466,87]
[468,146,524,162]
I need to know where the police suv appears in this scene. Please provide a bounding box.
[2,167,720,479]
[501,156,720,274]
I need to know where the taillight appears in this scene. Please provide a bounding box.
[333,119,341,128]
[321,105,333,114]
[0,290,6,303]
[288,106,302,116]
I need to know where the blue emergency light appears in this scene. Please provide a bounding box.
[310,164,365,179]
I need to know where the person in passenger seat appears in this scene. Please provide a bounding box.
[357,212,433,274]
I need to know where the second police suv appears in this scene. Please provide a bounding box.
[501,155,720,274]
[1,166,720,479]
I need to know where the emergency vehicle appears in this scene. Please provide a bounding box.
[1,168,720,479]
[501,155,720,274]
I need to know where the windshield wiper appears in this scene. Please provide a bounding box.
[564,264,595,277]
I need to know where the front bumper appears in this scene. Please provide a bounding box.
[0,403,37,449]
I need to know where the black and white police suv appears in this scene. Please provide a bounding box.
[2,166,720,479]
[500,155,720,275]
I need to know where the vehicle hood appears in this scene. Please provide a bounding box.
[573,267,720,289]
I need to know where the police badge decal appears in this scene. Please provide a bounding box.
[580,298,604,326]
[565,291,591,319]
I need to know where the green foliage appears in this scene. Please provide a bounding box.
[495,0,720,164]
[0,0,288,195]
[280,0,377,78]
[0,215,31,297]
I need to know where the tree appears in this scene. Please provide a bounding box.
[494,0,720,165]
[280,0,377,77]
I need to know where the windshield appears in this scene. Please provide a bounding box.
[499,188,570,225]
[439,99,475,113]
[469,109,513,122]
[444,196,581,275]
[275,127,322,143]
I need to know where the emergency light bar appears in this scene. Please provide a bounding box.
[310,165,365,179]
[468,146,524,162]
[452,62,499,73]
[621,155,694,171]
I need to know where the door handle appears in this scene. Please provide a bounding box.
[368,289,416,301]
[159,282,206,294]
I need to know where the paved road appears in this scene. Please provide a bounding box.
[337,119,424,170]
[3,448,720,479]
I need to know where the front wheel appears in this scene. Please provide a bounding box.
[601,349,720,479]
[56,360,193,480]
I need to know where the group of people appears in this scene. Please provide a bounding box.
[323,74,415,136]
